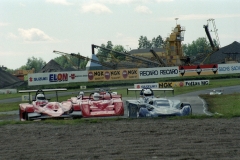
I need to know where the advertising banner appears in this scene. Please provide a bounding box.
[134,83,159,89]
[0,89,17,94]
[184,80,209,86]
[218,63,240,74]
[28,71,88,86]
[88,69,139,81]
[158,82,184,88]
[139,67,179,79]
[179,64,218,76]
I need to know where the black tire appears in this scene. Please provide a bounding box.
[127,103,139,118]
[25,112,30,121]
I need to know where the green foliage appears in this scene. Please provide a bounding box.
[19,57,46,72]
[96,41,127,62]
[138,35,164,49]
[183,37,211,56]
[54,53,88,70]
[152,35,164,48]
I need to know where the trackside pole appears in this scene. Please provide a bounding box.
[28,92,31,104]
[56,91,58,102]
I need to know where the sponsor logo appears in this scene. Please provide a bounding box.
[34,77,48,81]
[179,66,185,76]
[185,80,209,86]
[128,70,137,75]
[140,70,158,76]
[231,66,240,71]
[69,74,76,79]
[29,77,33,82]
[88,72,94,80]
[94,71,104,76]
[212,65,218,74]
[105,71,110,80]
[122,70,128,79]
[139,85,158,88]
[219,66,230,72]
[159,82,172,88]
[49,73,68,82]
[110,71,120,76]
[159,69,178,75]
[196,65,202,75]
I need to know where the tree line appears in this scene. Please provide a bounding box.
[4,36,215,73]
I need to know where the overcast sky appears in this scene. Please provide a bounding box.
[1,0,240,69]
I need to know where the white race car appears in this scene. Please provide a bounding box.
[209,89,223,95]
[126,88,192,118]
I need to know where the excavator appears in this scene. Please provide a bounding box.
[190,19,220,64]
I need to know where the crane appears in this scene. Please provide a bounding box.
[53,50,117,69]
[92,44,161,68]
[201,19,220,64]
[54,51,79,70]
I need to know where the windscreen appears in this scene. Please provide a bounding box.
[154,100,170,107]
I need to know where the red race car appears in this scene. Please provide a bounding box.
[69,88,124,118]
[19,89,82,121]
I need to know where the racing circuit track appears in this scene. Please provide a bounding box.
[1,85,240,120]
[1,86,240,159]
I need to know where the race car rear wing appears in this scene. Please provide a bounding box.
[19,88,67,103]
[127,88,174,98]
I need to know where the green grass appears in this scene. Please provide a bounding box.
[1,78,240,123]
[0,102,20,112]
[200,93,240,117]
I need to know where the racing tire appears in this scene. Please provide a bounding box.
[25,112,30,121]
[127,104,139,118]
[181,103,192,116]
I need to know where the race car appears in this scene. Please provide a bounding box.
[126,88,192,118]
[74,88,124,118]
[209,89,223,95]
[19,89,82,121]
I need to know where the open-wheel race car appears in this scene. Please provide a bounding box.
[209,89,223,95]
[126,88,192,118]
[69,88,124,118]
[19,88,82,121]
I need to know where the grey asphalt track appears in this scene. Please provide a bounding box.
[1,85,240,118]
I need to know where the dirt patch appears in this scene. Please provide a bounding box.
[0,118,240,160]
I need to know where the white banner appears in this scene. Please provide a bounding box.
[28,71,88,86]
[184,80,209,86]
[134,83,159,89]
[218,63,240,74]
[138,67,179,79]
[0,89,17,94]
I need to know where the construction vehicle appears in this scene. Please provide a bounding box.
[190,19,220,64]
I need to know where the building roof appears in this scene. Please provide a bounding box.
[38,59,64,73]
[209,41,240,63]
[0,68,24,88]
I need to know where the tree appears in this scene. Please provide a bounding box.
[183,37,211,56]
[112,45,126,61]
[138,36,152,49]
[20,57,46,72]
[54,53,88,70]
[153,35,164,48]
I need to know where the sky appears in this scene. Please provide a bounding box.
[1,0,240,70]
